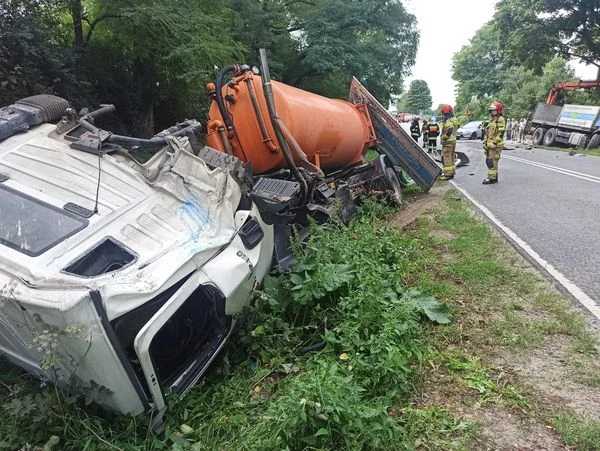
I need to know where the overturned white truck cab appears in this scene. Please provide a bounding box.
[0,95,273,429]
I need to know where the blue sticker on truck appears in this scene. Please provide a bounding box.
[561,111,597,121]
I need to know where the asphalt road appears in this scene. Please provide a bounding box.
[450,139,600,312]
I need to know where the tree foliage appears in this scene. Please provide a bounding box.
[498,57,580,119]
[452,23,506,108]
[0,1,87,106]
[494,0,600,77]
[0,0,419,135]
[402,80,432,114]
[452,0,600,121]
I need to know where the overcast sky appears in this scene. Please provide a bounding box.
[402,0,598,108]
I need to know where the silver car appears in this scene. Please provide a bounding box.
[457,120,484,140]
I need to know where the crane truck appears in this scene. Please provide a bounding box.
[530,79,600,149]
[0,50,441,430]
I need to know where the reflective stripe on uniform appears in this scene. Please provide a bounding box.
[442,117,459,143]
[484,116,505,148]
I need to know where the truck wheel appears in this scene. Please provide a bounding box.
[385,166,403,206]
[543,128,557,147]
[587,134,600,150]
[532,127,546,146]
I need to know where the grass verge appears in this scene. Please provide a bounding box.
[409,189,600,449]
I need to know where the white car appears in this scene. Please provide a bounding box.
[0,96,273,431]
[457,120,484,140]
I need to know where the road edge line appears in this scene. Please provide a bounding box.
[451,181,600,322]
[504,155,600,184]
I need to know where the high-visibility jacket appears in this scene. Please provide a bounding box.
[427,123,440,138]
[441,117,460,144]
[484,116,505,148]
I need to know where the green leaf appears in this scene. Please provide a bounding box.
[403,290,454,324]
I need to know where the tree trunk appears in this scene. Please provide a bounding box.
[134,58,157,137]
[137,102,155,138]
[70,0,84,47]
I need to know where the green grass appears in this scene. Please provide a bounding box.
[414,189,600,448]
[552,413,600,451]
[423,191,597,353]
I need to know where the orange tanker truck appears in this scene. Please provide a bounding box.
[197,49,441,267]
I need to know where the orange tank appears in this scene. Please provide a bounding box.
[206,71,376,174]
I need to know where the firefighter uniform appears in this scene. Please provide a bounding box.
[427,118,440,153]
[410,119,421,143]
[483,102,506,184]
[422,120,429,148]
[440,114,460,179]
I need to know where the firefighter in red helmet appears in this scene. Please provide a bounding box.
[482,101,505,184]
[439,104,460,180]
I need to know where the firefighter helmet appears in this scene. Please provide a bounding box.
[441,104,453,115]
[489,101,503,114]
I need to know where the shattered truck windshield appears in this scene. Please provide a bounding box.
[0,183,88,256]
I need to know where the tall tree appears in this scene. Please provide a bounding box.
[497,58,577,118]
[73,0,245,136]
[0,0,86,105]
[494,0,600,78]
[229,0,419,103]
[452,23,506,107]
[403,80,432,113]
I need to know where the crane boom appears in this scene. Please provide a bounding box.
[546,79,600,104]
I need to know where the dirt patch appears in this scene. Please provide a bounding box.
[391,184,448,229]
[429,229,455,240]
[498,338,600,421]
[467,406,564,450]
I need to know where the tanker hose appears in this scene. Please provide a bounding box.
[215,64,237,131]
[258,48,308,199]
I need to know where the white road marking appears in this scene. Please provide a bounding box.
[504,155,600,184]
[451,181,600,322]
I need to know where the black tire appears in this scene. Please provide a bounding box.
[543,128,557,147]
[587,134,600,150]
[384,166,402,206]
[532,127,546,146]
[470,132,477,140]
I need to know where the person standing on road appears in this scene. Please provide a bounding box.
[519,118,527,142]
[410,117,421,143]
[439,105,460,180]
[427,116,440,153]
[482,101,506,185]
[506,118,513,141]
[421,119,429,149]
